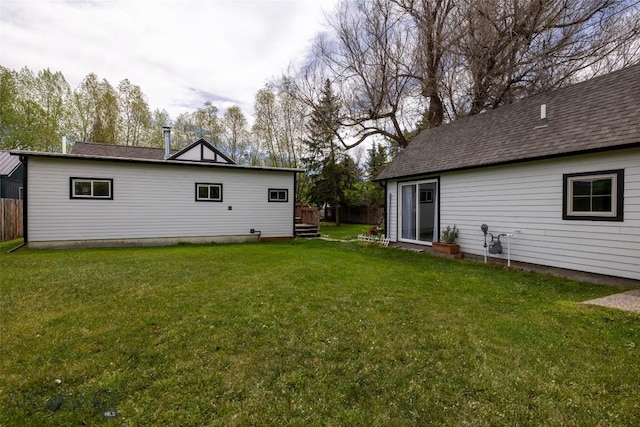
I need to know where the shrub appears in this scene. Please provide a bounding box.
[441,225,459,244]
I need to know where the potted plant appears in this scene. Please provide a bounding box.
[432,225,460,255]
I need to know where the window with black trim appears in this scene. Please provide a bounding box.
[268,188,288,202]
[196,183,223,202]
[563,169,624,221]
[70,178,113,199]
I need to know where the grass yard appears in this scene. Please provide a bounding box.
[320,222,376,240]
[1,239,638,426]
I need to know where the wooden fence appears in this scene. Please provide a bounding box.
[295,204,320,225]
[1,198,23,241]
[333,206,384,225]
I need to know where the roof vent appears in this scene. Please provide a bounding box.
[535,104,548,129]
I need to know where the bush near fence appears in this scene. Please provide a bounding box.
[1,199,23,241]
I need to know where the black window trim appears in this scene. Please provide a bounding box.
[195,182,223,202]
[268,188,288,202]
[562,169,624,221]
[70,177,113,200]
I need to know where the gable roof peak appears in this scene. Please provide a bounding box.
[168,138,236,164]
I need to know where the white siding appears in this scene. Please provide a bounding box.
[387,183,398,241]
[28,158,295,242]
[202,146,217,161]
[173,146,201,161]
[172,143,231,164]
[386,148,640,280]
[202,145,225,162]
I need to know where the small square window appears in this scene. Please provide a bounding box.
[268,188,288,202]
[195,183,223,202]
[93,181,111,197]
[563,170,623,221]
[210,186,220,200]
[198,185,209,200]
[70,178,113,199]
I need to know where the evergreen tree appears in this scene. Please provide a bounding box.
[302,79,351,225]
[364,142,388,180]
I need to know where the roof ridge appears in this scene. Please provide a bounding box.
[74,141,165,150]
[377,63,640,180]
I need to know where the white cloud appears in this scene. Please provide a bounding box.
[0,0,338,119]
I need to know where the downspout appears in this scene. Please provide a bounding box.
[436,177,441,241]
[20,155,27,244]
[382,180,388,237]
[292,172,298,238]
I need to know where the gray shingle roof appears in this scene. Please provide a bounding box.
[71,142,172,160]
[0,151,21,176]
[376,63,640,180]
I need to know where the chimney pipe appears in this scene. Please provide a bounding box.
[163,127,171,159]
[540,104,547,120]
[62,136,67,154]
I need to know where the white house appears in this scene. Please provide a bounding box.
[13,131,301,248]
[376,64,640,281]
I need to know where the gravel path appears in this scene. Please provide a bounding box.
[583,290,640,313]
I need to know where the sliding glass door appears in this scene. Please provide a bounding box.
[399,180,438,244]
[401,184,417,240]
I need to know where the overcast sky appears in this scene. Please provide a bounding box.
[0,0,339,120]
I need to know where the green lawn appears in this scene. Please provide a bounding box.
[1,239,638,426]
[320,222,376,240]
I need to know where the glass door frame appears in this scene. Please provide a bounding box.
[398,178,439,245]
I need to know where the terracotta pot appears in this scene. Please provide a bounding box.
[432,242,460,255]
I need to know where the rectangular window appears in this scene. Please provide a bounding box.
[70,178,113,199]
[195,183,223,202]
[419,189,433,203]
[268,188,288,202]
[563,169,623,221]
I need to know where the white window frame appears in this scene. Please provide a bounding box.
[195,183,223,202]
[398,179,439,245]
[70,178,113,199]
[563,169,623,221]
[268,188,288,202]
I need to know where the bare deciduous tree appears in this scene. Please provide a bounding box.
[459,0,640,115]
[293,0,639,149]
[393,0,457,128]
[309,0,418,148]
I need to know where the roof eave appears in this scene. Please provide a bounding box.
[0,163,22,178]
[374,141,640,181]
[9,150,305,173]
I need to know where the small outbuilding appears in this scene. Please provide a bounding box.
[0,151,24,199]
[13,131,301,248]
[376,64,640,281]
